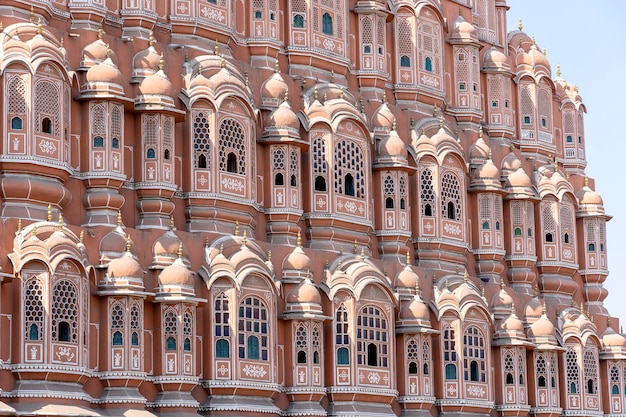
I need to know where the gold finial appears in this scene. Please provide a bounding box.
[330,69,335,83]
[511,302,516,314]
[382,92,387,104]
[433,104,438,117]
[339,88,344,100]
[37,18,43,35]
[463,270,468,284]
[214,39,219,55]
[410,116,415,127]
[158,53,165,71]
[488,150,493,160]
[608,317,612,327]
[221,56,226,68]
[543,48,547,56]
[323,92,328,103]
[354,239,358,254]
[531,35,535,46]
[360,247,365,261]
[169,215,175,230]
[148,30,154,47]
[518,18,523,31]
[445,278,449,291]
[584,176,589,187]
[325,259,330,269]
[60,37,64,48]
[439,116,444,129]
[406,250,411,266]
[220,243,224,255]
[339,246,343,255]
[455,265,460,275]
[177,242,183,259]
[274,60,280,73]
[117,211,123,227]
[17,219,22,232]
[57,213,63,229]
[0,22,4,33]
[518,37,522,49]
[284,89,289,103]
[580,302,584,314]
[542,300,547,315]
[500,279,505,290]
[479,125,483,138]
[242,230,247,246]
[574,85,579,93]
[556,63,561,77]
[267,250,272,261]
[79,230,84,244]
[234,220,240,236]
[245,71,250,87]
[30,6,35,23]
[32,224,37,236]
[554,160,558,173]
[106,43,112,58]
[297,230,302,247]
[481,282,485,298]
[314,85,319,101]
[126,236,132,252]
[415,277,420,296]
[97,22,103,40]
[47,204,52,221]
[547,154,553,164]
[205,236,210,248]
[392,118,397,132]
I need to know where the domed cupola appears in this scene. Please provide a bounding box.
[494,304,526,344]
[482,46,509,72]
[491,280,514,319]
[189,64,212,90]
[81,25,118,69]
[528,37,550,72]
[282,232,312,282]
[397,282,432,331]
[449,14,478,44]
[378,121,408,160]
[100,237,145,291]
[131,31,161,81]
[83,47,125,98]
[99,212,134,264]
[601,320,626,356]
[208,243,235,276]
[262,93,301,143]
[527,302,558,347]
[576,176,605,216]
[260,62,289,108]
[394,252,419,294]
[28,19,56,53]
[504,167,535,199]
[469,128,490,165]
[524,288,543,325]
[157,243,195,297]
[283,278,323,318]
[208,57,246,91]
[371,95,395,134]
[471,154,501,191]
[152,220,190,269]
[136,55,177,110]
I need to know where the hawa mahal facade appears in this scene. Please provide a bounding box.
[0,1,622,417]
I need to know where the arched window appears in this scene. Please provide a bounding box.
[166,336,177,350]
[357,305,388,367]
[313,351,320,364]
[564,233,570,244]
[93,136,104,148]
[274,173,284,186]
[588,243,595,251]
[545,233,553,243]
[254,10,262,19]
[297,351,307,364]
[408,362,418,374]
[58,321,71,342]
[400,198,406,210]
[11,117,23,130]
[482,221,489,230]
[42,117,53,134]
[400,55,411,67]
[538,375,546,387]
[290,174,297,187]
[423,363,429,375]
[315,176,326,191]
[164,149,171,160]
[424,204,432,216]
[344,173,355,196]
[322,12,333,35]
[216,339,230,358]
[247,336,260,359]
[385,197,394,209]
[445,363,457,379]
[29,324,39,341]
[613,384,620,395]
[337,347,349,365]
[295,324,308,364]
[198,154,207,169]
[113,331,123,346]
[112,138,120,149]
[227,152,238,173]
[424,57,432,72]
[514,227,522,236]
[505,373,514,384]
[183,337,191,352]
[447,201,456,220]
[131,332,139,346]
[146,148,156,159]
[441,172,462,221]
[238,297,269,361]
[293,14,304,28]
[463,326,486,383]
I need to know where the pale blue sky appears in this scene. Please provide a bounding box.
[505,1,626,323]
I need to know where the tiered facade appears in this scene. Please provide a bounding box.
[0,1,622,417]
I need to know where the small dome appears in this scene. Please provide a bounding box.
[528,314,556,338]
[380,129,407,158]
[209,66,245,90]
[469,136,490,161]
[525,297,543,320]
[475,159,500,181]
[286,278,321,305]
[372,102,395,131]
[451,15,476,40]
[266,100,299,129]
[492,287,513,309]
[529,45,550,71]
[497,313,525,333]
[261,72,288,102]
[29,31,55,52]
[515,49,533,69]
[602,326,626,348]
[107,251,144,280]
[139,68,175,98]
[507,168,533,188]
[154,230,189,260]
[283,245,312,271]
[210,250,234,273]
[577,183,603,206]
[431,125,455,145]
[133,45,161,74]
[501,152,522,172]
[399,295,430,323]
[395,265,419,289]
[189,69,211,90]
[483,47,508,69]
[82,38,118,67]
[158,258,194,288]
[86,57,123,85]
